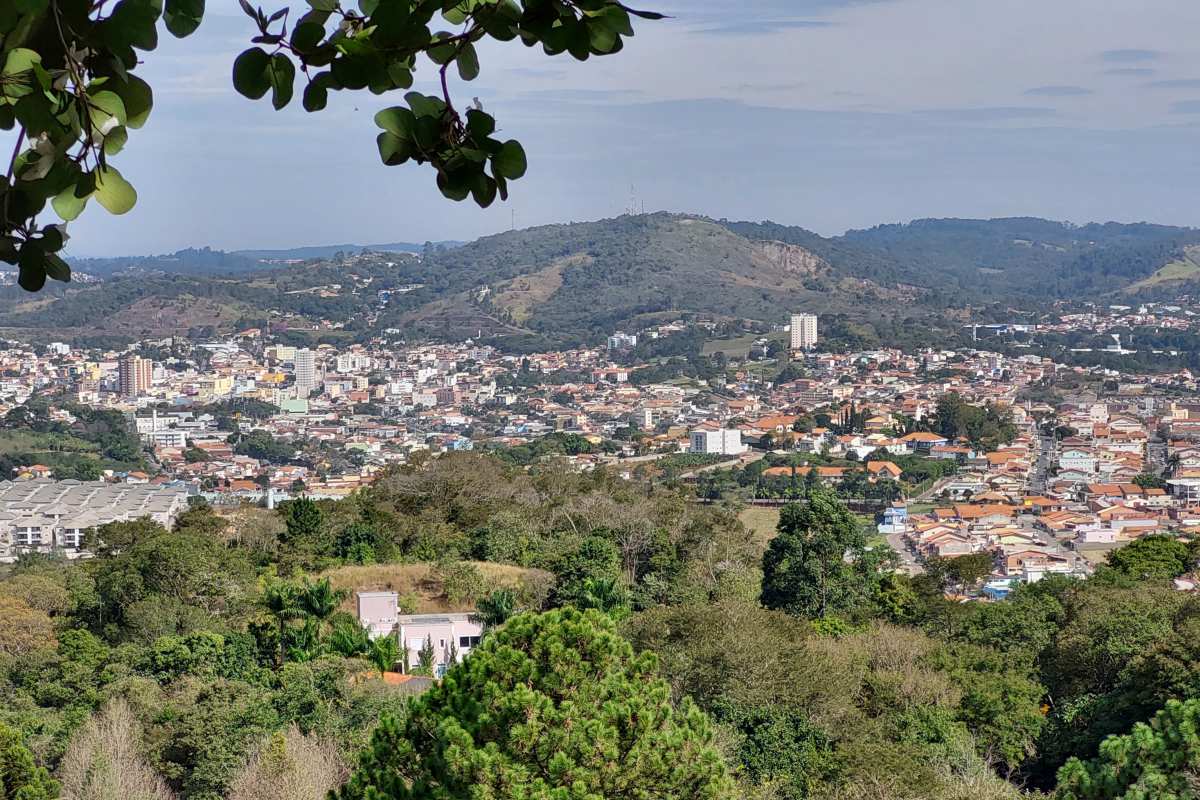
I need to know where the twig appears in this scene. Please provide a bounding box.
[5,128,25,184]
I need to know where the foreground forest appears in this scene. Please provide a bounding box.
[2,453,1199,800]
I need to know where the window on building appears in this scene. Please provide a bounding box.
[459,635,482,648]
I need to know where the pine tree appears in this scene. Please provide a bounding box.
[336,609,734,800]
[1055,697,1200,800]
[416,635,436,675]
[0,723,59,800]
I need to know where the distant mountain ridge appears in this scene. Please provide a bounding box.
[3,213,1198,346]
[67,241,461,279]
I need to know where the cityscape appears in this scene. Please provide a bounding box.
[3,0,1200,799]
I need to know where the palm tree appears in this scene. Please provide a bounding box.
[288,617,322,663]
[576,577,630,619]
[262,579,304,668]
[300,577,348,624]
[473,588,516,632]
[368,636,401,674]
[327,620,372,658]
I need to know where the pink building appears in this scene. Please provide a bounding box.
[356,591,400,638]
[355,591,484,676]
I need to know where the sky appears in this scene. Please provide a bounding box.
[17,0,1200,255]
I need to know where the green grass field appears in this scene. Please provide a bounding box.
[703,334,762,359]
[0,430,99,455]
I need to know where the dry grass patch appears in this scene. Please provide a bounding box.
[738,506,780,551]
[322,561,553,614]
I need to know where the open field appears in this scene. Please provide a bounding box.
[322,561,553,614]
[703,334,762,359]
[0,430,99,455]
[739,505,780,550]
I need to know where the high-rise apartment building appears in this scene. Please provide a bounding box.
[118,354,152,397]
[790,314,819,350]
[294,348,319,397]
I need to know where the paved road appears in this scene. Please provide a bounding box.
[885,529,924,575]
[912,476,953,503]
[680,451,766,479]
[1031,434,1056,493]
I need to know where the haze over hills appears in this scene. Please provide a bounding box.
[3,213,1198,347]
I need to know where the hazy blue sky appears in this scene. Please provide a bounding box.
[19,0,1200,254]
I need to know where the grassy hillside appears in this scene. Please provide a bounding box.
[322,561,553,614]
[385,213,908,344]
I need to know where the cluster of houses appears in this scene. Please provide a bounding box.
[882,397,1200,597]
[0,479,188,561]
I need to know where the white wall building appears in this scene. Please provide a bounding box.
[294,349,319,397]
[790,314,818,350]
[690,428,747,456]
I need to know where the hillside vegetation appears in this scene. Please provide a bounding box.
[1,213,1197,347]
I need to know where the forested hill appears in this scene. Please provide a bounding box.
[1,213,1198,346]
[721,216,1200,302]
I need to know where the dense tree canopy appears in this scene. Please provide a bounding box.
[760,486,874,619]
[2,449,1200,800]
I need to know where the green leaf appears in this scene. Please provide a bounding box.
[94,165,137,215]
[114,74,154,128]
[38,225,64,252]
[436,170,471,202]
[466,108,494,138]
[17,242,45,292]
[164,0,204,37]
[291,13,327,51]
[103,126,129,155]
[456,42,479,81]
[405,92,444,118]
[52,184,89,222]
[307,0,338,10]
[1,48,40,77]
[330,55,370,90]
[470,173,497,207]
[302,72,336,112]
[1,48,40,101]
[386,61,413,90]
[88,90,128,130]
[376,132,412,166]
[232,47,272,100]
[44,253,70,282]
[374,106,415,137]
[492,140,527,180]
[105,0,161,51]
[268,53,295,110]
[427,33,458,65]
